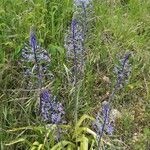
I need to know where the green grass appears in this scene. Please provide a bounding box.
[0,0,150,149]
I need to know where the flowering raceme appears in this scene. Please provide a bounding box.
[21,28,65,124]
[93,101,114,138]
[64,0,93,77]
[21,29,51,88]
[93,52,132,148]
[114,52,132,90]
[64,17,84,73]
[40,89,65,124]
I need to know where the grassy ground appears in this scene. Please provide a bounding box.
[0,0,150,149]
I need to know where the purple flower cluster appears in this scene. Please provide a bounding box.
[64,17,84,72]
[22,45,50,64]
[30,29,37,51]
[21,29,51,88]
[64,0,93,76]
[94,52,132,149]
[114,52,132,90]
[101,101,114,135]
[40,89,65,124]
[93,101,114,139]
[21,28,65,124]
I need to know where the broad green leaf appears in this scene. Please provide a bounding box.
[80,135,88,150]
[5,138,31,147]
[51,141,75,150]
[30,146,37,150]
[76,115,95,129]
[67,145,73,150]
[38,144,44,150]
[32,141,40,146]
[7,126,44,132]
[75,127,97,138]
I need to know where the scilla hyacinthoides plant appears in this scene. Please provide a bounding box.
[64,16,85,77]
[21,27,51,89]
[94,52,132,149]
[64,0,93,128]
[64,0,93,76]
[21,27,65,124]
[93,101,114,137]
[64,2,86,125]
[40,89,65,124]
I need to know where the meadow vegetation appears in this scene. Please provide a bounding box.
[0,0,150,149]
